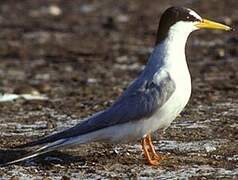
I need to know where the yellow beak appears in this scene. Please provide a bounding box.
[195,19,231,31]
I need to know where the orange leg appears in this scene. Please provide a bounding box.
[141,134,163,166]
[146,134,163,161]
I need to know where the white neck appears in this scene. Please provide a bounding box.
[143,20,198,78]
[161,31,188,67]
[144,36,189,77]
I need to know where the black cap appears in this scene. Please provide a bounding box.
[155,7,201,44]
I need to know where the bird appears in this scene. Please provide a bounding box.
[1,6,231,166]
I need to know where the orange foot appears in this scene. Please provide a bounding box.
[141,134,165,166]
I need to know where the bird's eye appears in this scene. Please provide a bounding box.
[186,16,190,19]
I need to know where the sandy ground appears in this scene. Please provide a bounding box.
[0,0,237,179]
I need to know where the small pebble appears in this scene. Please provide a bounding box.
[49,5,62,16]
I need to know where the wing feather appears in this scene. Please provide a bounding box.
[17,70,175,148]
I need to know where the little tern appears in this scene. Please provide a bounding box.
[2,6,231,166]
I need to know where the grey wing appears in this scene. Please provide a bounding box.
[86,70,176,129]
[17,71,175,148]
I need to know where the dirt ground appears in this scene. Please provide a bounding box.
[0,0,237,179]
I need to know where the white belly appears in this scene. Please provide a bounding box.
[154,71,191,128]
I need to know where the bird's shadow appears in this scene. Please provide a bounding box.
[0,143,140,167]
[0,149,87,167]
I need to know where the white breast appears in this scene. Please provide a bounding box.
[137,35,193,135]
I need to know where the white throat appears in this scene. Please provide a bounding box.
[146,22,196,72]
[164,21,197,62]
[142,20,199,81]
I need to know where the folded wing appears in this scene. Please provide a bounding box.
[17,70,175,148]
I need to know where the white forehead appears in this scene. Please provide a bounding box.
[188,9,202,20]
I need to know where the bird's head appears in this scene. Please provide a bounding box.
[156,7,232,44]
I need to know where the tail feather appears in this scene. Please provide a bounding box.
[1,139,68,167]
[14,128,75,149]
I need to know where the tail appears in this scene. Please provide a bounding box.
[1,109,112,166]
[1,125,80,166]
[1,138,68,167]
[14,129,74,149]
